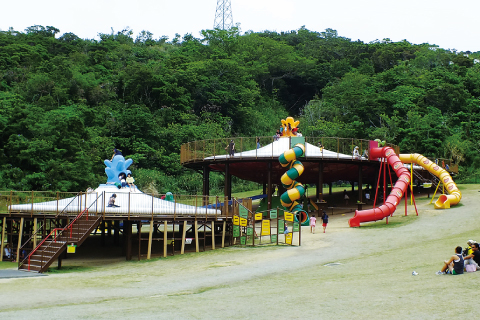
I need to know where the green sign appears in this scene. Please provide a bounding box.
[278,220,284,231]
[293,222,299,232]
[247,227,253,236]
[240,236,246,245]
[271,234,277,243]
[233,225,240,237]
[239,205,248,218]
[291,136,305,148]
[270,210,277,219]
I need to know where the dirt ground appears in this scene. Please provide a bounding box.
[1,185,479,319]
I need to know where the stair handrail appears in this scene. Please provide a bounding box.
[19,209,88,271]
[54,191,82,219]
[17,221,44,266]
[24,227,64,271]
[17,192,81,269]
[19,193,104,271]
[63,192,104,238]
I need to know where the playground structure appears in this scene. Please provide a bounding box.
[0,152,239,272]
[279,142,308,225]
[349,149,462,227]
[1,119,464,270]
[0,144,307,272]
[182,117,461,228]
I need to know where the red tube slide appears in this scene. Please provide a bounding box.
[349,147,411,227]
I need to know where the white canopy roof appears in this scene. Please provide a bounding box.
[9,185,221,215]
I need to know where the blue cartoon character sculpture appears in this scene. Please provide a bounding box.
[104,149,133,184]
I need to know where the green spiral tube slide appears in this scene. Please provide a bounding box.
[279,143,309,226]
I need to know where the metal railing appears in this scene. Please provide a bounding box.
[180,136,399,164]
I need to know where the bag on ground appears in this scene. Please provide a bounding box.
[466,264,476,272]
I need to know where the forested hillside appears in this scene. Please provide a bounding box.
[1,25,479,194]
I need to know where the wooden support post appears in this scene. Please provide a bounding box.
[317,162,324,201]
[299,213,301,246]
[358,164,363,206]
[138,222,141,261]
[276,209,279,245]
[0,217,6,262]
[114,220,120,246]
[211,221,215,250]
[267,162,272,210]
[107,220,112,237]
[126,221,132,261]
[16,218,24,263]
[163,220,167,258]
[172,221,175,256]
[203,221,206,252]
[222,221,226,248]
[33,218,37,248]
[181,220,187,254]
[224,163,232,200]
[147,220,153,260]
[203,166,210,204]
[194,220,199,253]
[101,220,106,246]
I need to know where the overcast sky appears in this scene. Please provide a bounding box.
[1,0,478,52]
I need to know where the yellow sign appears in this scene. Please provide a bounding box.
[261,220,270,236]
[240,217,248,227]
[285,233,292,244]
[233,215,240,225]
[284,212,294,222]
[255,212,262,221]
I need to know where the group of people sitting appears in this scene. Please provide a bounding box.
[353,146,369,159]
[436,240,480,275]
[118,172,136,192]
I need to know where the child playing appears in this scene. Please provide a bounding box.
[310,215,316,234]
[119,173,127,188]
[126,173,135,192]
[321,211,329,233]
[108,194,120,207]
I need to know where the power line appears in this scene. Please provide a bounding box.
[214,0,233,30]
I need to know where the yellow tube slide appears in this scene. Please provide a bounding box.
[399,154,461,209]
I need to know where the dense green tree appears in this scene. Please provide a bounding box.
[1,24,480,191]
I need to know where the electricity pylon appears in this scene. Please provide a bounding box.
[213,0,233,30]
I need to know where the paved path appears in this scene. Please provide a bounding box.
[0,269,46,279]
